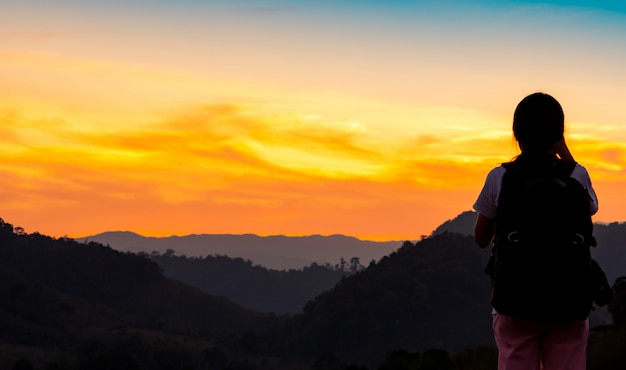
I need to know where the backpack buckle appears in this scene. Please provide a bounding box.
[572,233,585,245]
[507,231,520,243]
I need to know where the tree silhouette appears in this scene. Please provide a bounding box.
[349,257,363,273]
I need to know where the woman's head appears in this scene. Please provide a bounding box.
[513,92,564,152]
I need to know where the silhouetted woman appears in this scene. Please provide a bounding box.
[473,92,598,370]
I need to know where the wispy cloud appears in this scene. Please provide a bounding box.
[2,95,625,239]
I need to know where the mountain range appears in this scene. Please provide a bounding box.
[75,232,403,270]
[78,210,626,284]
[2,212,626,369]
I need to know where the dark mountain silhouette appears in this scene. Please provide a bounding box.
[151,253,357,314]
[75,232,401,270]
[0,218,267,369]
[589,222,626,284]
[263,233,495,367]
[258,220,625,367]
[431,210,477,237]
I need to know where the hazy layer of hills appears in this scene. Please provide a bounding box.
[78,210,626,285]
[75,232,401,270]
[2,212,626,369]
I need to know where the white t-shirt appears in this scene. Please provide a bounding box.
[473,163,598,219]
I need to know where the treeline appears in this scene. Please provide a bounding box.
[149,251,364,314]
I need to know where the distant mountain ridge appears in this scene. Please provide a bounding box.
[75,232,402,270]
[76,210,626,278]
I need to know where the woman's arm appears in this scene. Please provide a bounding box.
[474,213,496,249]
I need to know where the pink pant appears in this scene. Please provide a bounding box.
[493,312,588,370]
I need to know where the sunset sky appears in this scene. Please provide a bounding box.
[1,0,626,241]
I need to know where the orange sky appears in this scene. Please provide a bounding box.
[1,1,626,240]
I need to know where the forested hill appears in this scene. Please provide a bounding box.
[0,218,267,369]
[263,233,495,367]
[150,253,358,314]
[258,229,626,368]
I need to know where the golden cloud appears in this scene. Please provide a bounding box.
[3,98,626,239]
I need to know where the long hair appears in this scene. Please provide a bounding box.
[513,93,564,153]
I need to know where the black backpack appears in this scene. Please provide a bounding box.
[490,152,596,322]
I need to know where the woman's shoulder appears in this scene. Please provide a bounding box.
[485,164,507,183]
[571,162,591,178]
[570,162,594,187]
[571,162,599,214]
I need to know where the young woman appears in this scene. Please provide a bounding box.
[473,92,598,370]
